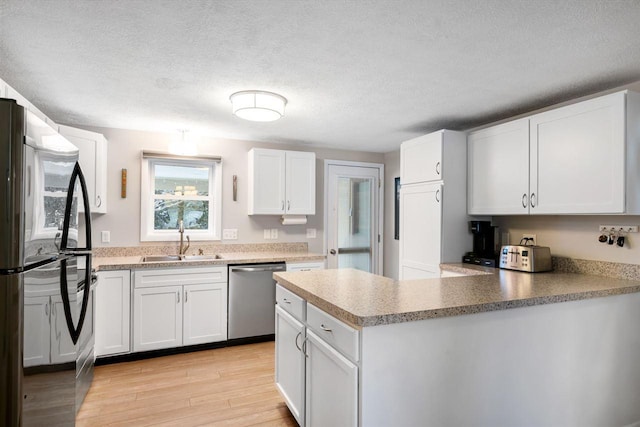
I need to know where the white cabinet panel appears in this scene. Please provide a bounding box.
[468,118,530,215]
[183,283,227,345]
[23,296,51,367]
[133,286,182,352]
[285,261,325,272]
[399,183,442,279]
[401,132,443,184]
[530,91,625,214]
[285,151,316,215]
[305,329,358,427]
[275,306,305,426]
[96,270,131,357]
[58,125,108,214]
[50,295,76,363]
[248,148,316,215]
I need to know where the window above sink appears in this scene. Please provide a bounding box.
[140,152,222,241]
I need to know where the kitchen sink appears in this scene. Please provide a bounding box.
[141,255,182,262]
[182,254,223,261]
[141,254,223,263]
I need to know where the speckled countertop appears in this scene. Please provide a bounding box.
[93,251,325,271]
[273,265,640,328]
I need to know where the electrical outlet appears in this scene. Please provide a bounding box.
[306,228,317,238]
[522,234,536,245]
[264,229,271,239]
[222,229,238,240]
[101,230,110,243]
[270,228,278,239]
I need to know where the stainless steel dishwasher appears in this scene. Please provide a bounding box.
[228,263,286,340]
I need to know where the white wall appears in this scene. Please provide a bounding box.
[84,126,384,253]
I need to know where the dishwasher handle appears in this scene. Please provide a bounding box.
[230,265,286,273]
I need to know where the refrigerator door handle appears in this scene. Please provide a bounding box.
[60,161,92,252]
[59,256,92,345]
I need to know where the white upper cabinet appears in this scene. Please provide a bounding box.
[468,118,530,215]
[58,125,109,214]
[468,90,640,215]
[401,132,444,184]
[248,148,316,215]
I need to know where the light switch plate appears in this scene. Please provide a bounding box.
[264,229,271,239]
[223,229,238,240]
[270,228,278,239]
[101,230,110,243]
[306,228,317,238]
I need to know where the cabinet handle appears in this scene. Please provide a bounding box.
[435,189,440,203]
[287,200,290,211]
[282,298,291,304]
[177,292,180,304]
[45,303,49,317]
[530,193,536,208]
[281,200,284,211]
[522,193,528,208]
[302,337,309,358]
[295,332,302,351]
[96,195,102,207]
[185,291,188,303]
[435,161,441,175]
[320,324,333,332]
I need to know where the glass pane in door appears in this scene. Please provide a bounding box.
[337,177,373,272]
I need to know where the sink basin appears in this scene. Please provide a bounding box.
[182,254,223,261]
[141,254,222,263]
[142,255,182,262]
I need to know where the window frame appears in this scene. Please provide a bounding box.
[140,156,222,241]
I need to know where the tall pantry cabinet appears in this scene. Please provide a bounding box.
[399,130,470,279]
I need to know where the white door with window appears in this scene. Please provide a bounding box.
[325,162,383,274]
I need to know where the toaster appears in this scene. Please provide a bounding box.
[499,245,552,272]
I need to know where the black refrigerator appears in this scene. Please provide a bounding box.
[0,98,95,426]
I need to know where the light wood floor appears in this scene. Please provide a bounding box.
[76,341,297,426]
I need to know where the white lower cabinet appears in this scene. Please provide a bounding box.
[275,285,358,427]
[134,285,183,352]
[285,261,325,272]
[275,306,305,425]
[183,283,227,346]
[23,296,51,367]
[305,329,358,427]
[96,270,131,357]
[50,294,77,363]
[132,267,228,352]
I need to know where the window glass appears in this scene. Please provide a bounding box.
[153,200,209,230]
[153,164,209,196]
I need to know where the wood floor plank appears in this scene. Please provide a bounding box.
[77,342,296,426]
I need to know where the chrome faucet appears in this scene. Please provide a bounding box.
[178,220,190,255]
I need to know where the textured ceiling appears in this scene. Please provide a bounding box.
[1,0,640,153]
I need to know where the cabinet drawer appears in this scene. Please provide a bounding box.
[276,284,305,322]
[134,266,227,288]
[306,303,359,362]
[286,261,325,272]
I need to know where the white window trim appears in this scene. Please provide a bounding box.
[140,156,222,242]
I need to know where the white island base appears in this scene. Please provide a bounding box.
[360,292,640,426]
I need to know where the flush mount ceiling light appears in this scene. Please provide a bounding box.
[229,90,287,122]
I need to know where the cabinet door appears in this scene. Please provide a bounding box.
[23,296,51,367]
[183,283,227,345]
[248,148,286,214]
[285,151,316,215]
[96,270,131,356]
[58,125,108,214]
[50,295,76,364]
[529,92,626,214]
[401,132,443,185]
[305,330,358,427]
[275,306,305,426]
[468,118,530,215]
[133,286,182,352]
[399,183,442,280]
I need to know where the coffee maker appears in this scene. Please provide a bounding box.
[462,221,499,267]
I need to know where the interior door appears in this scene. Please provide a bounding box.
[326,163,381,273]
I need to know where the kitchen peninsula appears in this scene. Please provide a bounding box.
[273,267,640,427]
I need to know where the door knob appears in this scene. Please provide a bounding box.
[329,249,336,255]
